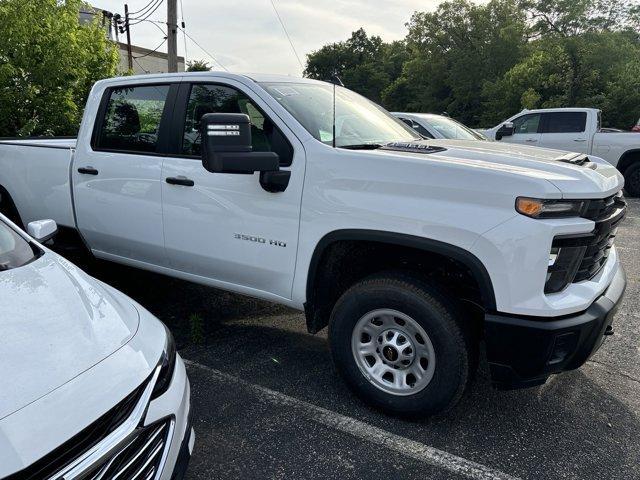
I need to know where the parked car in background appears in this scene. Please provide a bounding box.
[0,213,193,480]
[393,112,489,141]
[481,108,640,196]
[632,117,640,132]
[0,73,628,416]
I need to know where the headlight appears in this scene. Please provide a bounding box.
[151,325,177,399]
[515,197,586,219]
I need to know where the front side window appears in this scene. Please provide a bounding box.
[512,113,541,134]
[182,84,293,165]
[0,221,36,271]
[96,85,170,153]
[260,82,420,148]
[543,112,587,133]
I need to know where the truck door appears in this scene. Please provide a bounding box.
[499,112,542,146]
[72,82,176,265]
[538,111,589,154]
[160,80,304,300]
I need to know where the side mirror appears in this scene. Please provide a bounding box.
[27,219,58,242]
[496,122,515,140]
[201,113,279,174]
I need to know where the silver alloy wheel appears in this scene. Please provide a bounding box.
[351,309,436,396]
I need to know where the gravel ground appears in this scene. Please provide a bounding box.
[57,197,640,480]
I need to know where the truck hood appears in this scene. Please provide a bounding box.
[379,139,623,198]
[0,252,139,420]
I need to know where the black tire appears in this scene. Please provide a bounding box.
[329,272,474,417]
[623,162,640,198]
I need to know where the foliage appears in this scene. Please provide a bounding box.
[305,0,640,129]
[304,28,408,104]
[186,59,212,72]
[0,0,119,137]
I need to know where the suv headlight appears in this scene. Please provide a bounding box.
[516,197,586,219]
[151,325,177,399]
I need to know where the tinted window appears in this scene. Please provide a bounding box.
[182,84,293,166]
[543,112,587,133]
[512,113,541,134]
[96,85,170,153]
[0,220,36,271]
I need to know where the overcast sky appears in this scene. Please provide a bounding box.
[91,0,445,75]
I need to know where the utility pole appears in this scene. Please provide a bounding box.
[124,4,133,71]
[167,0,178,72]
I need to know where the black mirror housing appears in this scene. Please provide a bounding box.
[201,113,279,174]
[496,122,515,140]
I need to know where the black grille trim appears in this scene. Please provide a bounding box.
[547,193,626,292]
[5,380,149,480]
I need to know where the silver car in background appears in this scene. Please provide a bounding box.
[393,112,490,141]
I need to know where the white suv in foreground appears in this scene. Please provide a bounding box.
[0,215,193,479]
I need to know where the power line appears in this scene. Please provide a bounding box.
[129,0,164,25]
[128,0,158,16]
[133,38,167,59]
[268,0,303,69]
[178,26,229,71]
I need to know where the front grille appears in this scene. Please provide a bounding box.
[546,192,626,293]
[573,195,626,282]
[5,382,148,480]
[86,420,171,480]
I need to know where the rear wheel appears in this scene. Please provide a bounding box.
[329,272,474,416]
[623,162,640,198]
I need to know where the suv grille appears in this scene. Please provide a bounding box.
[87,420,171,480]
[545,192,626,293]
[5,382,147,480]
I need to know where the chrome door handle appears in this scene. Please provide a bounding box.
[574,139,586,142]
[525,139,538,143]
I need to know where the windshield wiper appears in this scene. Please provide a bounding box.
[339,143,384,150]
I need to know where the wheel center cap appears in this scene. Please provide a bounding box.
[383,345,398,361]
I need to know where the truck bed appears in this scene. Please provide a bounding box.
[0,138,77,228]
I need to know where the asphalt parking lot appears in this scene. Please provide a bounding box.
[57,198,640,480]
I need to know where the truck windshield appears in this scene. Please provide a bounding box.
[260,82,420,148]
[0,220,37,271]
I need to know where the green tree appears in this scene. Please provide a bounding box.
[186,59,211,72]
[0,0,118,137]
[305,28,408,104]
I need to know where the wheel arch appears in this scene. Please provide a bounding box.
[304,229,496,333]
[617,149,640,174]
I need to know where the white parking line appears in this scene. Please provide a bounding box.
[185,360,520,480]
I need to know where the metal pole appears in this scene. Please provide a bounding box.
[124,4,133,71]
[167,0,178,72]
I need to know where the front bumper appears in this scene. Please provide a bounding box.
[485,265,626,389]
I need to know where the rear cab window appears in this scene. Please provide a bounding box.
[94,85,171,153]
[542,112,587,133]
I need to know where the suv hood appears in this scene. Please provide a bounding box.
[380,139,623,198]
[0,253,139,420]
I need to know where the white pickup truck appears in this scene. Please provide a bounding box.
[481,107,640,197]
[0,73,627,415]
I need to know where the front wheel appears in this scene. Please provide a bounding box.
[329,273,473,416]
[623,162,640,198]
